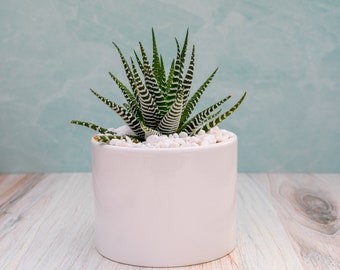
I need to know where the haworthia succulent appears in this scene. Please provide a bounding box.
[71,29,246,143]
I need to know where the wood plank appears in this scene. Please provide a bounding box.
[0,173,338,270]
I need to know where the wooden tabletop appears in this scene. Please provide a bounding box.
[0,173,339,270]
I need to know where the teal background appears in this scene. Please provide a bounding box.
[1,0,339,173]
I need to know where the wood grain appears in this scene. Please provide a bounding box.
[267,174,340,270]
[0,173,339,270]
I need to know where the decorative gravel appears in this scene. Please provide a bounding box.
[106,126,235,148]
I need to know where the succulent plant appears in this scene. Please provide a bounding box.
[71,29,246,143]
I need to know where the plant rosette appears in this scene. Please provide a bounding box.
[72,29,246,267]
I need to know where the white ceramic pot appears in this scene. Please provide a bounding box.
[91,132,238,267]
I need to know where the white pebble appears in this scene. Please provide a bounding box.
[110,138,127,147]
[169,142,179,148]
[179,132,188,138]
[198,130,205,136]
[146,135,160,144]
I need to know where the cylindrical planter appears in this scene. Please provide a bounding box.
[91,132,238,267]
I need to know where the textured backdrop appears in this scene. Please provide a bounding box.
[1,0,339,173]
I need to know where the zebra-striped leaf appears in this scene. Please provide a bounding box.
[182,45,195,108]
[130,59,161,129]
[152,28,163,86]
[180,68,218,125]
[109,72,140,119]
[93,134,140,143]
[202,91,247,132]
[140,122,162,138]
[158,92,183,134]
[165,40,182,107]
[90,89,144,137]
[165,31,188,107]
[70,120,115,135]
[158,56,167,92]
[133,50,144,72]
[164,59,175,96]
[138,42,166,115]
[180,96,231,135]
[112,41,135,92]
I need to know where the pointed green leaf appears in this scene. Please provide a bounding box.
[159,55,166,92]
[94,134,140,143]
[166,39,184,107]
[133,50,144,72]
[138,42,166,115]
[109,72,140,118]
[90,89,144,137]
[140,122,162,138]
[112,41,135,91]
[158,92,183,134]
[152,28,162,85]
[182,45,195,108]
[202,91,247,132]
[180,96,231,135]
[130,59,161,129]
[164,59,175,96]
[166,29,189,105]
[180,68,218,125]
[70,120,115,135]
